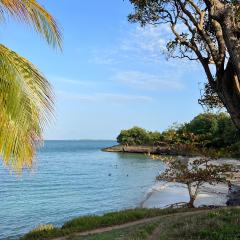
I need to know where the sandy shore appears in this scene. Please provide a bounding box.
[141,158,240,208]
[141,182,228,208]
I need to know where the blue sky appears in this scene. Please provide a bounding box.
[1,0,206,140]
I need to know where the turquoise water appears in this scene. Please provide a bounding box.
[0,140,164,239]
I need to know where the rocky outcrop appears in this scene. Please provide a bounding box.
[102,144,197,156]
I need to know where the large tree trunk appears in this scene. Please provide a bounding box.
[216,60,240,129]
[220,7,240,82]
[211,4,240,129]
[188,197,195,208]
[187,183,197,208]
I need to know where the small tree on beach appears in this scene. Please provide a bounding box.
[157,158,234,208]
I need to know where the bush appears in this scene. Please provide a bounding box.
[117,127,151,145]
[116,113,240,157]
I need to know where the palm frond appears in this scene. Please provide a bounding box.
[0,0,62,48]
[0,44,53,171]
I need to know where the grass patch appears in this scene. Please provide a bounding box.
[70,228,131,240]
[20,207,240,240]
[62,208,179,231]
[157,208,240,240]
[127,221,160,240]
[69,221,160,240]
[20,208,185,240]
[69,207,240,240]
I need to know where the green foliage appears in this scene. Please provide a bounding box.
[0,44,53,170]
[183,113,237,148]
[62,208,176,231]
[0,0,62,49]
[117,112,240,157]
[148,131,163,145]
[117,127,151,145]
[185,113,219,135]
[32,224,55,232]
[0,0,61,171]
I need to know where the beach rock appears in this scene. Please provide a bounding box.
[226,184,240,206]
[102,144,197,156]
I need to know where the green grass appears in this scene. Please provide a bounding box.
[61,208,181,231]
[68,208,240,240]
[20,207,240,240]
[157,208,240,240]
[20,208,185,240]
[127,221,160,240]
[69,221,159,240]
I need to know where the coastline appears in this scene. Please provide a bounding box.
[102,144,198,156]
[141,158,240,208]
[103,145,240,208]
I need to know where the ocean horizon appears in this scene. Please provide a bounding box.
[0,140,165,239]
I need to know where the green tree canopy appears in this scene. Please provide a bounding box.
[117,127,150,145]
[116,112,240,156]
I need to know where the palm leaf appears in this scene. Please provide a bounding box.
[0,0,62,48]
[0,44,53,171]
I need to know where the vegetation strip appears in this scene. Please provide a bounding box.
[55,208,240,240]
[155,208,240,240]
[52,216,164,240]
[20,208,204,240]
[105,113,240,158]
[47,209,210,240]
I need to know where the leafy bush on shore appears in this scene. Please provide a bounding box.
[117,113,240,156]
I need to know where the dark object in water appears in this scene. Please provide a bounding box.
[108,173,112,176]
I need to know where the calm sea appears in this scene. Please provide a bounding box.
[0,140,164,239]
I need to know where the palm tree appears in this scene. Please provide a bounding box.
[0,0,61,171]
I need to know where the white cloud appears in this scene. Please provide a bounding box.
[56,90,153,104]
[91,25,169,65]
[115,70,184,91]
[120,25,170,57]
[91,49,120,65]
[91,23,196,68]
[50,76,92,86]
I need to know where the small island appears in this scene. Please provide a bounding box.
[103,112,240,158]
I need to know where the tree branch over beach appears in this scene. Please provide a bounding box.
[128,0,240,128]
